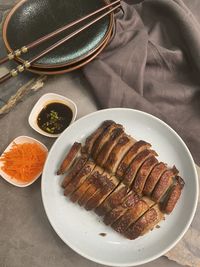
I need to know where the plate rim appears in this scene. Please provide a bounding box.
[41,108,199,266]
[2,0,114,68]
[24,28,112,75]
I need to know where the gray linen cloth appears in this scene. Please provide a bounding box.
[83,0,200,166]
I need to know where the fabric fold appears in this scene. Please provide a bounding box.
[83,0,200,165]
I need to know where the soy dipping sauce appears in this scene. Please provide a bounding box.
[37,102,73,134]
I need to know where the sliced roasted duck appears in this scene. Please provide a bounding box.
[161,176,185,214]
[124,204,164,240]
[57,120,185,240]
[116,140,151,178]
[82,120,114,155]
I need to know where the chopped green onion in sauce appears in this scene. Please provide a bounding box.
[37,102,73,134]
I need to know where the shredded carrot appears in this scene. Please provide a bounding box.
[0,142,47,183]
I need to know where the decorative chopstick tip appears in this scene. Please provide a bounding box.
[7,46,28,61]
[9,60,31,77]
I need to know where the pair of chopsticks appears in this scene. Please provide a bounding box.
[0,0,121,84]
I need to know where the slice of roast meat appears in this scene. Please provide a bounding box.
[57,142,81,175]
[132,156,158,194]
[142,162,167,196]
[124,204,164,240]
[112,197,155,234]
[70,166,103,204]
[161,176,185,214]
[64,161,95,197]
[61,155,88,188]
[91,123,123,160]
[82,120,115,154]
[96,128,124,167]
[151,166,179,202]
[122,149,158,187]
[103,135,136,175]
[116,140,151,178]
[103,191,140,225]
[85,175,119,211]
[95,183,129,216]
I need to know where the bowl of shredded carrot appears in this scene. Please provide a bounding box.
[0,136,48,187]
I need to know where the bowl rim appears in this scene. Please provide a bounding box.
[0,135,48,187]
[28,93,77,138]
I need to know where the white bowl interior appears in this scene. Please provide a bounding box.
[0,136,48,187]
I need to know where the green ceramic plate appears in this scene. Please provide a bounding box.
[27,30,111,75]
[3,0,113,68]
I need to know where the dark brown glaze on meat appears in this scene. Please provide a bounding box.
[151,166,179,202]
[57,142,81,175]
[70,166,103,204]
[161,176,185,214]
[59,120,185,240]
[124,204,164,240]
[85,175,119,211]
[104,135,136,175]
[112,197,154,234]
[96,128,124,167]
[123,149,158,187]
[103,191,140,225]
[82,120,115,155]
[77,169,109,206]
[132,156,158,194]
[142,162,167,196]
[61,155,88,188]
[91,123,123,160]
[64,161,95,197]
[95,184,129,216]
[116,140,151,178]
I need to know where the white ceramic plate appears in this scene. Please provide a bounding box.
[41,108,198,266]
[0,136,48,187]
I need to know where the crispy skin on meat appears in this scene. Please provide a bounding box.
[91,123,123,160]
[75,173,103,206]
[112,197,155,234]
[85,175,119,211]
[82,120,115,154]
[59,120,185,240]
[151,166,179,202]
[96,128,124,167]
[132,156,158,194]
[104,135,136,175]
[161,176,185,214]
[64,161,95,197]
[61,155,88,188]
[70,166,103,204]
[95,183,129,216]
[103,191,140,225]
[76,168,107,205]
[116,140,151,178]
[143,162,167,196]
[57,142,81,175]
[124,204,164,240]
[123,149,158,187]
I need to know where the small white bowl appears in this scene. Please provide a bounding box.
[0,136,48,187]
[28,93,77,138]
